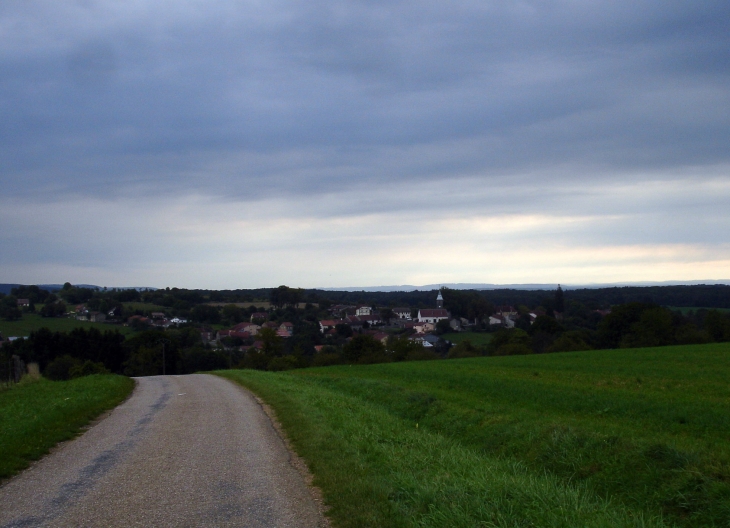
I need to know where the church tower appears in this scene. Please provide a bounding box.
[436,290,444,308]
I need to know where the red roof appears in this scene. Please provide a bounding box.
[233,322,259,332]
[419,309,449,318]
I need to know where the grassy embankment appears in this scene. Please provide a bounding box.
[218,343,730,527]
[0,375,134,481]
[0,313,135,338]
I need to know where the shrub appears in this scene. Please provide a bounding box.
[69,360,110,378]
[405,348,440,361]
[343,334,387,364]
[493,343,533,356]
[45,355,82,381]
[547,332,592,353]
[448,340,480,359]
[238,349,269,370]
[180,347,228,373]
[312,352,342,367]
[267,355,300,371]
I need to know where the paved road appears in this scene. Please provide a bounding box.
[0,375,327,528]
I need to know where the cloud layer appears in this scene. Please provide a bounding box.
[1,0,729,287]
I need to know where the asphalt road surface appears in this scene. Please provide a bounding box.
[0,374,327,528]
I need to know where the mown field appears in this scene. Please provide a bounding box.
[0,375,134,481]
[0,313,134,338]
[218,343,730,527]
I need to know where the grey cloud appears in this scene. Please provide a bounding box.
[66,39,118,86]
[0,0,729,202]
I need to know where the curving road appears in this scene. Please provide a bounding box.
[0,374,327,528]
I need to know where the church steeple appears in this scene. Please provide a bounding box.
[436,289,444,308]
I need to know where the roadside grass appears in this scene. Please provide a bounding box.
[441,331,493,346]
[218,342,730,527]
[0,375,134,481]
[0,313,134,338]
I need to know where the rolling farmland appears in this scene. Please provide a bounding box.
[220,343,730,527]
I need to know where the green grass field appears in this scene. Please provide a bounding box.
[441,331,493,346]
[0,313,134,338]
[218,342,730,527]
[0,375,134,481]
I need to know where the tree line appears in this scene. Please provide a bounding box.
[2,283,729,379]
[484,303,730,357]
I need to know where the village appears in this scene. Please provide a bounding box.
[202,290,535,354]
[1,289,545,356]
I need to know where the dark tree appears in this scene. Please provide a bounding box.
[342,334,388,364]
[190,304,221,324]
[435,319,452,334]
[704,310,730,342]
[335,323,353,338]
[597,302,655,348]
[270,285,303,308]
[554,285,565,313]
[0,296,22,321]
[529,315,564,336]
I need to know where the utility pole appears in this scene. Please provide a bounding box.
[157,338,170,376]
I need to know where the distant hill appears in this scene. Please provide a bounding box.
[320,280,730,292]
[0,284,156,294]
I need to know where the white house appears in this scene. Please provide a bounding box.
[392,307,411,320]
[489,315,503,326]
[355,306,372,316]
[489,314,515,328]
[417,308,449,324]
[233,322,261,335]
[319,319,342,333]
[413,322,435,334]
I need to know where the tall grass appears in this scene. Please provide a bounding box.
[0,375,134,481]
[218,343,730,527]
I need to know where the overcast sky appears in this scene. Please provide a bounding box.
[1,0,729,289]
